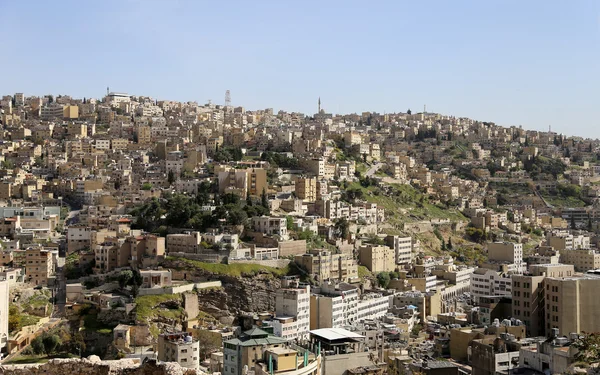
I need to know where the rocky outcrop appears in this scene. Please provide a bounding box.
[0,357,204,375]
[197,275,281,320]
[163,258,283,321]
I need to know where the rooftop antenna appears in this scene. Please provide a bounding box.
[225,90,231,107]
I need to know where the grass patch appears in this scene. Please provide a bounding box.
[168,257,290,277]
[5,353,79,365]
[542,194,586,208]
[134,294,184,323]
[82,311,116,334]
[20,314,41,327]
[358,266,372,280]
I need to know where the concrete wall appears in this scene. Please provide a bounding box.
[228,259,290,268]
[279,240,307,257]
[137,281,222,296]
[322,352,372,375]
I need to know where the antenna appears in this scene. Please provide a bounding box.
[225,90,231,107]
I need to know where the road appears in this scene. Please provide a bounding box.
[365,162,382,177]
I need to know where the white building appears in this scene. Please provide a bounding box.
[272,279,310,341]
[386,235,413,265]
[469,268,512,304]
[356,293,392,322]
[157,332,199,371]
[252,216,289,240]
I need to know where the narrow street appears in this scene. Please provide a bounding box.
[365,162,382,177]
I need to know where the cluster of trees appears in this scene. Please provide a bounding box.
[376,271,401,289]
[261,151,300,169]
[465,226,491,243]
[131,188,270,235]
[213,146,244,163]
[414,129,438,141]
[523,155,566,179]
[27,327,86,358]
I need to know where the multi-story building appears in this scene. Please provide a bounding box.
[560,249,600,272]
[487,242,525,273]
[295,177,317,202]
[385,235,413,265]
[295,250,358,283]
[469,268,512,304]
[166,232,202,254]
[358,245,395,273]
[545,274,600,336]
[356,292,391,322]
[252,216,289,240]
[25,248,54,286]
[217,167,267,197]
[223,327,288,375]
[310,283,359,329]
[272,277,310,341]
[157,332,200,371]
[67,225,92,253]
[40,104,64,121]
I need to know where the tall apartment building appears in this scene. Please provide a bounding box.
[25,248,54,286]
[511,263,575,337]
[295,177,317,202]
[217,167,267,197]
[294,250,358,283]
[487,242,525,273]
[272,277,310,341]
[158,332,200,371]
[470,268,512,304]
[310,283,359,329]
[385,235,413,265]
[358,245,395,273]
[545,275,600,336]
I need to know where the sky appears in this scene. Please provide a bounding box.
[1,0,599,137]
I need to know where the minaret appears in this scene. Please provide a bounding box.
[318,97,321,113]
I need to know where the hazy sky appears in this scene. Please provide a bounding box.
[1,0,599,137]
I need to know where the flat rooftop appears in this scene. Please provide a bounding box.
[310,328,364,341]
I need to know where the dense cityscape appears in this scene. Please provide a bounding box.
[0,90,598,375]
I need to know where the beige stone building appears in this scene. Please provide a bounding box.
[358,245,395,273]
[295,250,358,283]
[25,248,54,286]
[545,275,600,336]
[295,177,317,202]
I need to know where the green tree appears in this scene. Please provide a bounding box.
[286,216,294,230]
[31,336,45,355]
[42,334,61,355]
[167,170,176,185]
[118,270,133,289]
[377,272,391,289]
[334,218,350,240]
[8,304,20,332]
[141,182,152,190]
